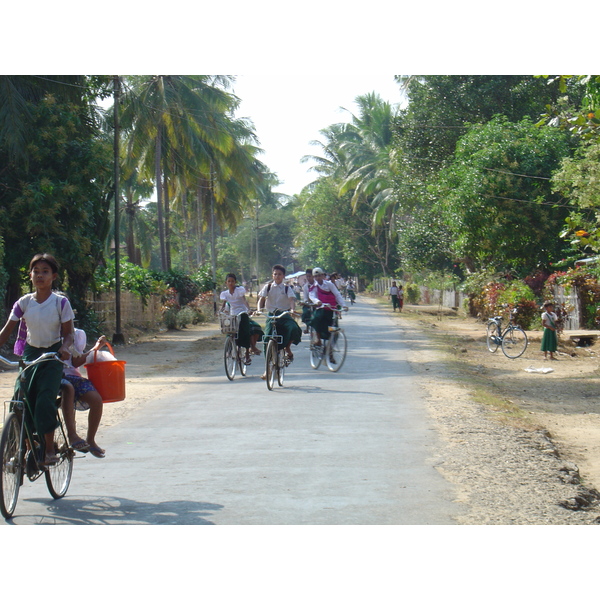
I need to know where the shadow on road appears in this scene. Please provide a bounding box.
[7,496,223,525]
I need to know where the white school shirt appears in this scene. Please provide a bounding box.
[542,311,557,328]
[10,292,74,349]
[389,286,399,296]
[258,281,296,313]
[63,328,87,377]
[302,281,316,302]
[220,286,248,316]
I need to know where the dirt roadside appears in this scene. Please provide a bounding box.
[1,296,599,524]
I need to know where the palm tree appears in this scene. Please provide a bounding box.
[120,75,240,270]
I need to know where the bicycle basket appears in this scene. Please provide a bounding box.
[219,313,239,334]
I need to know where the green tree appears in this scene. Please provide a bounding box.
[0,90,113,312]
[436,116,573,274]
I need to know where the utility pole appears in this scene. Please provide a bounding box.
[112,75,125,345]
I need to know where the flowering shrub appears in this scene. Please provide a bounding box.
[161,287,180,329]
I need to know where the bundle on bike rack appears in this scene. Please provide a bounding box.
[84,342,126,403]
[219,313,239,334]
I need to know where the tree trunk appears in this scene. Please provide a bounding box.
[155,125,167,270]
[164,178,171,271]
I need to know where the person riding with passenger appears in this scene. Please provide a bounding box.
[0,253,75,466]
[308,267,346,347]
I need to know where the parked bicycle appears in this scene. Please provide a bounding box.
[0,352,74,519]
[219,312,248,381]
[257,310,298,391]
[308,303,348,372]
[486,307,528,359]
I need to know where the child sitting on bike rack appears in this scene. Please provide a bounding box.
[0,253,75,466]
[220,273,264,365]
[61,328,108,458]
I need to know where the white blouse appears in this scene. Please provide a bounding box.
[220,286,248,315]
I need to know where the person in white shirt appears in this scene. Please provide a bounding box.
[0,253,75,466]
[257,264,302,364]
[301,268,316,334]
[220,273,263,364]
[309,267,346,347]
[61,329,108,457]
[389,281,399,312]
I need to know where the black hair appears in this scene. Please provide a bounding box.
[225,273,237,281]
[272,264,286,275]
[30,253,59,273]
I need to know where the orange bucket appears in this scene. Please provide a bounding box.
[84,342,127,403]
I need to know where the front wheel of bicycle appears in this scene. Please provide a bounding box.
[501,326,528,359]
[486,321,500,353]
[326,329,347,372]
[0,412,23,518]
[265,340,277,391]
[45,415,73,499]
[224,335,236,381]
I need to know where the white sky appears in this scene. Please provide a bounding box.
[232,73,406,196]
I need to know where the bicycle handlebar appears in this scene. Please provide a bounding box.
[0,352,67,370]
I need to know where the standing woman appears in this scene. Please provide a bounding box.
[389,281,399,312]
[0,253,75,465]
[541,301,558,360]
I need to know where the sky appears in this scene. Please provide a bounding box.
[232,73,406,197]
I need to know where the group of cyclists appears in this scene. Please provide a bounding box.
[219,264,351,378]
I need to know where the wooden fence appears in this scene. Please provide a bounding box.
[86,291,163,333]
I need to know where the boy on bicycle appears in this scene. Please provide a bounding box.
[309,267,346,347]
[301,268,316,334]
[257,264,302,366]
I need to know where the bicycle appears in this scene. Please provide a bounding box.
[0,352,74,519]
[219,312,248,381]
[258,310,297,391]
[308,303,348,372]
[486,307,528,359]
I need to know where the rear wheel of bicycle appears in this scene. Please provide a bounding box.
[326,329,347,372]
[486,321,500,353]
[224,336,236,381]
[309,328,323,370]
[237,345,247,377]
[266,340,277,391]
[0,412,23,518]
[45,415,73,499]
[277,349,285,386]
[501,326,528,359]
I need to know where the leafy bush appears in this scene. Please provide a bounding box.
[95,259,166,303]
[405,283,420,304]
[176,306,196,328]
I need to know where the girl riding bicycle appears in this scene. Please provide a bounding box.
[219,273,263,365]
[0,253,75,466]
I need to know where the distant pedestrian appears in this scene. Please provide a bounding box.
[541,301,558,360]
[389,281,399,312]
[398,285,404,311]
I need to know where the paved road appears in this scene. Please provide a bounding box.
[2,299,465,524]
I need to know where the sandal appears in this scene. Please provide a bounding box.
[88,445,105,458]
[250,348,261,356]
[70,439,90,453]
[244,358,252,365]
